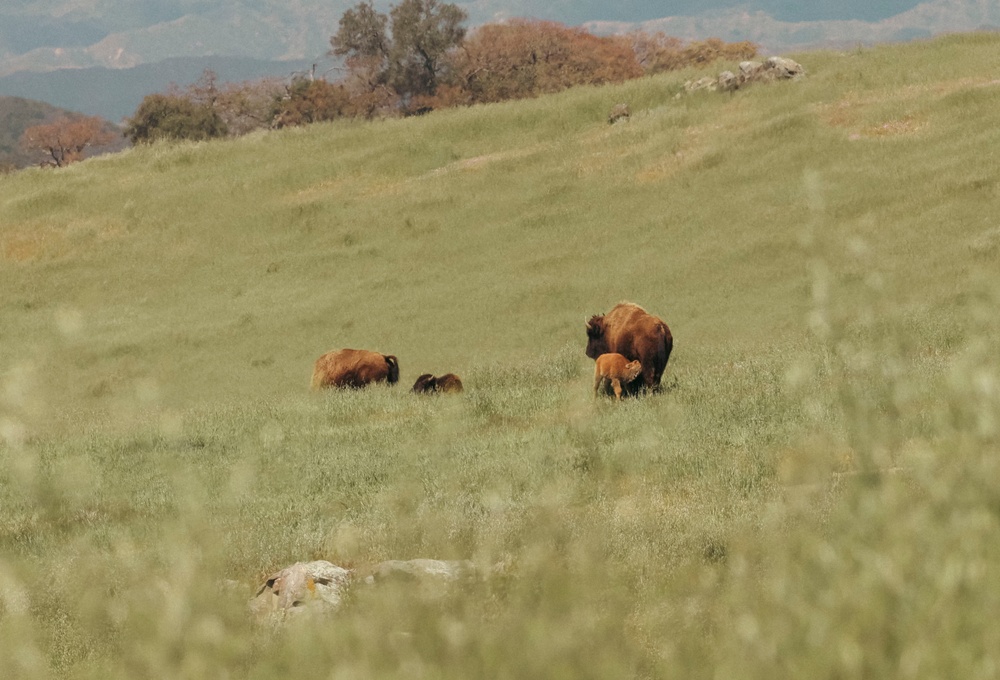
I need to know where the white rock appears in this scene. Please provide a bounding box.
[248,560,352,623]
[764,56,806,79]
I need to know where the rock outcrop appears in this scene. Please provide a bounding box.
[248,560,352,623]
[684,56,806,94]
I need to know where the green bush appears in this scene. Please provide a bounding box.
[124,93,228,144]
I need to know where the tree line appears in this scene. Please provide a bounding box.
[17,0,757,164]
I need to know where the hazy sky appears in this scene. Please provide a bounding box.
[458,0,926,25]
[7,0,929,26]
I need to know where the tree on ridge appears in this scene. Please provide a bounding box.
[330,0,467,108]
[20,116,117,167]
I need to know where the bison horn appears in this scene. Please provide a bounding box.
[586,315,604,337]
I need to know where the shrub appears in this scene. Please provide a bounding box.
[271,79,354,128]
[453,20,644,104]
[124,94,227,144]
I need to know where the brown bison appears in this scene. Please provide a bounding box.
[411,373,464,394]
[311,349,400,390]
[593,353,642,400]
[585,302,672,394]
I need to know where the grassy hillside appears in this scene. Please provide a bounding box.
[1,33,999,678]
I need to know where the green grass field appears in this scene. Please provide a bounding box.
[2,33,1000,678]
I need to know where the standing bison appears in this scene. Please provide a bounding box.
[585,302,672,394]
[311,349,400,390]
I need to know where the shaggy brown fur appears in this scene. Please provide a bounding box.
[593,353,643,400]
[411,373,464,394]
[586,302,672,394]
[435,373,464,394]
[311,349,400,390]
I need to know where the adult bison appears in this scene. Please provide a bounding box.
[311,349,400,390]
[585,302,672,394]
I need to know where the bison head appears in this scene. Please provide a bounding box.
[624,360,642,382]
[585,315,609,360]
[412,373,437,393]
[384,355,400,384]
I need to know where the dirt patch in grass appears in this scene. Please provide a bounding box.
[1,224,69,262]
[817,78,1000,139]
[1,219,127,262]
[428,144,551,176]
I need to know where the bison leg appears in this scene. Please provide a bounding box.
[612,378,623,400]
[594,374,605,398]
[640,364,660,393]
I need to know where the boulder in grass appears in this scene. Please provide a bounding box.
[248,558,485,624]
[248,560,352,623]
[739,61,764,83]
[764,56,805,80]
[717,70,740,93]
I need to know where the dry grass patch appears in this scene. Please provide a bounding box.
[854,115,927,139]
[2,223,70,262]
[817,77,1000,138]
[635,123,721,183]
[429,145,551,175]
[1,218,130,262]
[286,177,353,203]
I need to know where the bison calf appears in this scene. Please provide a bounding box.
[311,348,400,390]
[594,353,642,400]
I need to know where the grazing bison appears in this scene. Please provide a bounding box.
[585,302,672,394]
[311,349,400,390]
[412,373,464,394]
[593,353,642,400]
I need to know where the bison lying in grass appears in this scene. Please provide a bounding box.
[586,302,672,395]
[412,373,464,394]
[311,349,400,390]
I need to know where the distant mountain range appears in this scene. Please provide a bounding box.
[0,55,317,123]
[0,0,957,78]
[585,0,1000,53]
[1,0,998,122]
[0,2,345,77]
